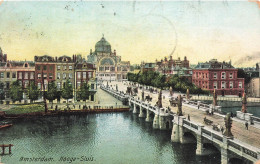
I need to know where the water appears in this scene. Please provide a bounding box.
[0,113,221,164]
[221,106,260,117]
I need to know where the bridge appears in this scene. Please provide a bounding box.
[101,81,260,164]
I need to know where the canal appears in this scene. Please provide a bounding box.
[0,112,221,164]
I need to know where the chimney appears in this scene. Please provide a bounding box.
[114,49,116,55]
[184,56,187,61]
[170,56,172,60]
[164,57,167,62]
[90,49,92,54]
[55,57,57,62]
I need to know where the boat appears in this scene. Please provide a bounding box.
[0,121,13,129]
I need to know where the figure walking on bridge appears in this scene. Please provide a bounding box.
[187,114,190,121]
[245,121,249,130]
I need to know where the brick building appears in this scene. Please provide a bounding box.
[192,59,244,96]
[34,55,56,90]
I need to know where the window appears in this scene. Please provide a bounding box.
[18,72,22,79]
[63,66,67,71]
[63,73,66,79]
[229,73,233,79]
[43,73,47,79]
[239,82,242,88]
[69,66,72,70]
[105,67,109,71]
[77,82,81,88]
[57,82,61,89]
[83,72,86,78]
[25,64,28,67]
[57,73,61,79]
[43,65,47,70]
[49,73,53,79]
[50,66,53,71]
[221,72,226,79]
[99,67,104,71]
[91,84,94,89]
[88,72,92,78]
[214,72,217,79]
[12,72,16,78]
[24,72,28,79]
[77,72,81,78]
[24,81,29,88]
[57,65,61,70]
[38,83,41,89]
[37,66,41,70]
[38,73,41,79]
[6,82,10,89]
[69,73,72,79]
[230,82,233,89]
[221,81,226,89]
[7,72,10,78]
[30,72,34,79]
[0,72,4,78]
[117,67,121,71]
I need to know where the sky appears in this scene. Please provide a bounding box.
[0,1,259,67]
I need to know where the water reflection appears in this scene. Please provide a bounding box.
[0,112,221,164]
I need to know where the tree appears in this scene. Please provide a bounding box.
[28,81,39,103]
[46,81,58,106]
[10,80,23,103]
[0,81,5,103]
[78,82,90,105]
[61,80,73,105]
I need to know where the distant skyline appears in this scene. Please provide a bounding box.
[0,1,259,67]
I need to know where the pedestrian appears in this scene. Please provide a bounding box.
[245,121,248,130]
[221,126,224,134]
[198,104,200,109]
[188,114,190,121]
[231,112,233,118]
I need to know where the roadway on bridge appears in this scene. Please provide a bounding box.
[105,81,260,149]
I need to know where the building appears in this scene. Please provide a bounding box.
[87,35,130,81]
[34,55,56,90]
[247,77,260,97]
[192,59,244,96]
[75,62,97,102]
[0,61,35,100]
[155,56,190,75]
[141,62,156,73]
[141,56,191,80]
[55,55,76,91]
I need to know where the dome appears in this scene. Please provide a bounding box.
[95,36,111,53]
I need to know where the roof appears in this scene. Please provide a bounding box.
[194,59,235,70]
[75,62,96,70]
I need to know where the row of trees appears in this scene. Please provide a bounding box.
[0,80,91,105]
[127,71,209,94]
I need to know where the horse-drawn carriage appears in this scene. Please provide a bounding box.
[145,95,152,102]
[169,97,178,107]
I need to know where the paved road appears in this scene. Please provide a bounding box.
[105,81,260,149]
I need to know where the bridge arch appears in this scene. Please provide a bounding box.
[228,158,246,164]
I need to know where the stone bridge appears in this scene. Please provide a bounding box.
[101,85,260,164]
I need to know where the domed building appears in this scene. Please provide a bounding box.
[87,35,130,81]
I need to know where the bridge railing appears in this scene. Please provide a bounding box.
[180,116,260,162]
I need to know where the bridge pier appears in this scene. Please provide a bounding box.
[145,110,152,122]
[220,137,229,164]
[153,114,159,129]
[171,115,185,142]
[133,103,137,114]
[159,116,166,130]
[139,106,145,118]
